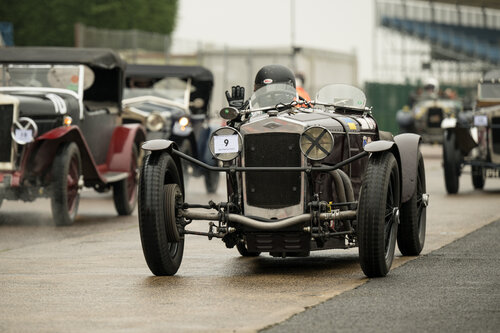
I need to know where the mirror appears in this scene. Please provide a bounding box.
[219,106,239,120]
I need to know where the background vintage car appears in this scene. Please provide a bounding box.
[0,47,145,225]
[137,82,428,278]
[396,93,463,143]
[442,69,500,194]
[122,64,219,193]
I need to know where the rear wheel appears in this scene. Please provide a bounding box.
[398,150,427,256]
[113,145,139,215]
[138,151,184,276]
[51,142,82,226]
[471,166,486,190]
[358,152,400,277]
[443,131,461,194]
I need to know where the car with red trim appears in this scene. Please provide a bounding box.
[0,47,146,225]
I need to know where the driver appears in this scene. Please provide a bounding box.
[225,64,297,110]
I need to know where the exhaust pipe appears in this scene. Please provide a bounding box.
[181,210,356,231]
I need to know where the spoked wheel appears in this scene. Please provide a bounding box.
[471,165,486,190]
[138,151,184,276]
[398,150,427,256]
[358,152,400,277]
[204,170,220,194]
[236,241,260,257]
[113,145,139,215]
[51,142,82,226]
[443,130,461,194]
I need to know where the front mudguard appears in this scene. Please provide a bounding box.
[141,139,185,194]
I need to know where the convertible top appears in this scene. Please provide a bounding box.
[0,47,126,70]
[125,64,214,114]
[125,64,213,83]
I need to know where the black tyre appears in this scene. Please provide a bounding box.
[204,170,220,194]
[471,165,485,190]
[51,142,82,226]
[443,131,461,194]
[358,152,400,277]
[398,150,427,256]
[113,145,139,215]
[138,151,184,276]
[236,241,261,257]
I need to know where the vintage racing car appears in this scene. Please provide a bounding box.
[0,47,145,225]
[396,92,463,143]
[442,69,500,194]
[122,64,219,193]
[137,82,428,278]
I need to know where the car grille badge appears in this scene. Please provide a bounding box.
[263,122,281,129]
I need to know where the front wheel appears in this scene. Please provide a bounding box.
[358,152,400,277]
[51,142,82,226]
[138,151,184,276]
[113,145,139,215]
[398,150,427,256]
[443,131,461,194]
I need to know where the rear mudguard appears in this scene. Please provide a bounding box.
[364,133,421,204]
[106,124,146,172]
[444,127,477,156]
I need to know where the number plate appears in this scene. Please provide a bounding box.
[474,115,488,127]
[15,129,33,143]
[214,135,239,154]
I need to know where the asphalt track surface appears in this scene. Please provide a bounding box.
[1,144,500,332]
[262,219,500,333]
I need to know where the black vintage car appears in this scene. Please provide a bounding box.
[0,47,145,225]
[137,83,428,278]
[122,64,219,193]
[442,70,500,193]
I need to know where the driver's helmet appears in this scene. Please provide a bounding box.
[423,77,439,93]
[254,65,296,92]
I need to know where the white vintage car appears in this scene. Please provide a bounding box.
[442,69,500,193]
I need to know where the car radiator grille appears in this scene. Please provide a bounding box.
[427,107,443,128]
[492,117,500,154]
[244,133,301,209]
[0,104,14,163]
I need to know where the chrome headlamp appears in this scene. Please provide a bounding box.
[146,113,164,132]
[209,127,243,161]
[300,126,334,161]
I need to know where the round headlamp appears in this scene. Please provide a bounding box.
[209,127,243,161]
[146,113,164,132]
[300,126,334,161]
[178,116,189,128]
